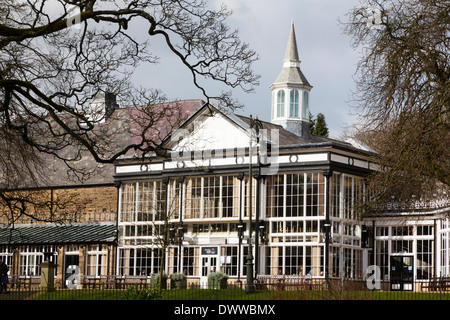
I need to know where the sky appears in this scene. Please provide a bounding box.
[131,0,366,139]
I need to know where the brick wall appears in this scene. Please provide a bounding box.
[0,185,117,224]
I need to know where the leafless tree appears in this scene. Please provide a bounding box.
[342,0,449,211]
[0,0,259,222]
[0,0,259,167]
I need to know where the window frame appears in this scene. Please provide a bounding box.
[276,90,285,117]
[290,89,299,117]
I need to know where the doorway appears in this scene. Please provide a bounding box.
[390,256,414,291]
[64,254,79,288]
[200,247,219,287]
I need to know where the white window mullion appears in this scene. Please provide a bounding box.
[282,174,287,219]
[219,176,223,219]
[135,182,140,223]
[200,177,204,219]
[182,180,186,221]
[339,174,344,220]
[152,181,157,225]
[351,177,355,221]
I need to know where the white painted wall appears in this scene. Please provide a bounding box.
[171,113,250,152]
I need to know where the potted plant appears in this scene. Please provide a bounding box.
[207,272,228,289]
[170,273,187,289]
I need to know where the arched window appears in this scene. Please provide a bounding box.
[290,89,299,117]
[302,91,309,119]
[277,90,285,117]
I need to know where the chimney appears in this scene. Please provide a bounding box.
[104,92,119,120]
[88,91,119,123]
[286,121,309,140]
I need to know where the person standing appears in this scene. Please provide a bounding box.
[0,260,9,294]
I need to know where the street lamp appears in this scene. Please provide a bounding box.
[177,224,184,272]
[246,115,262,294]
[178,176,184,273]
[322,169,332,282]
[236,173,244,285]
[259,222,266,244]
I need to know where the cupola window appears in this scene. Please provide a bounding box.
[290,89,299,117]
[302,91,309,119]
[277,90,285,117]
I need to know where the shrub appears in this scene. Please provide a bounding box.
[150,272,168,289]
[121,286,162,300]
[207,272,228,289]
[170,273,187,289]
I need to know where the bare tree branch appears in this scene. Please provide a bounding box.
[342,0,449,210]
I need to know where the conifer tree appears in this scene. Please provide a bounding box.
[309,113,315,135]
[309,113,329,137]
[313,113,329,137]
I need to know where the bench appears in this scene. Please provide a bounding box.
[105,275,118,289]
[81,275,107,289]
[255,275,312,291]
[9,275,24,289]
[421,277,450,291]
[8,275,31,290]
[114,275,148,289]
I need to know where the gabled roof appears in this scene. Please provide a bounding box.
[161,103,361,153]
[161,103,252,152]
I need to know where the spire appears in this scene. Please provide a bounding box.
[270,22,312,140]
[283,21,300,66]
[272,22,311,87]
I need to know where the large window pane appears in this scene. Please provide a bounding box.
[306,173,324,216]
[290,89,299,117]
[267,175,284,218]
[286,174,304,217]
[204,177,220,218]
[277,90,285,117]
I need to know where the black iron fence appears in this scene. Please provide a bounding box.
[1,277,450,301]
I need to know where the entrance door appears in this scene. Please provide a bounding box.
[64,254,79,288]
[390,256,414,291]
[200,255,218,288]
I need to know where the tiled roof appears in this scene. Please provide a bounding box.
[273,66,311,87]
[0,222,117,245]
[235,115,331,146]
[21,99,205,188]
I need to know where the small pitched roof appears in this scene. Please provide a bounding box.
[0,222,117,245]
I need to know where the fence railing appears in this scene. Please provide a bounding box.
[2,278,450,301]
